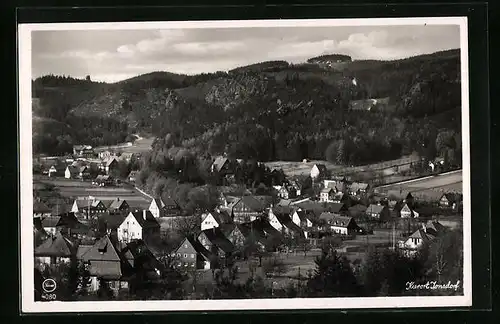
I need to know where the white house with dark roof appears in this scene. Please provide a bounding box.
[319,213,359,235]
[310,164,328,180]
[117,210,160,243]
[200,210,233,231]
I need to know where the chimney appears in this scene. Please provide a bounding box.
[117,197,120,201]
[143,210,147,220]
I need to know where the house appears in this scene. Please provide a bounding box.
[268,208,306,238]
[273,185,291,200]
[200,210,233,231]
[93,175,113,187]
[291,209,314,229]
[319,188,334,202]
[325,202,349,215]
[71,199,107,218]
[324,179,346,192]
[40,216,61,236]
[33,199,52,218]
[318,213,360,235]
[248,218,284,251]
[102,198,130,216]
[220,223,252,248]
[98,150,113,160]
[79,166,91,180]
[117,210,160,243]
[47,165,62,178]
[231,196,266,223]
[211,156,232,174]
[439,193,463,209]
[399,203,420,218]
[34,232,75,267]
[310,164,328,180]
[128,170,139,183]
[423,220,447,237]
[78,235,132,293]
[349,182,369,196]
[104,157,119,175]
[387,190,415,207]
[97,213,127,238]
[65,166,79,179]
[57,217,93,241]
[287,180,302,197]
[173,236,214,270]
[73,145,95,158]
[198,228,235,261]
[118,153,135,162]
[348,204,368,218]
[148,197,182,218]
[162,197,182,216]
[366,204,391,221]
[402,228,436,250]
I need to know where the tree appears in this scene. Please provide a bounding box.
[306,248,359,297]
[424,229,463,283]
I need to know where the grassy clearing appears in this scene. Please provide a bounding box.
[264,155,419,178]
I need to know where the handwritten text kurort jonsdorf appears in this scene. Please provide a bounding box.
[405,281,461,291]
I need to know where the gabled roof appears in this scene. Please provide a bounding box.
[102,198,128,210]
[319,213,353,228]
[33,200,51,214]
[35,232,74,257]
[65,165,79,174]
[178,236,214,261]
[274,213,304,235]
[212,156,229,172]
[79,235,133,280]
[80,235,121,262]
[199,228,235,253]
[349,204,368,213]
[234,196,265,212]
[325,203,346,213]
[272,205,294,216]
[277,199,293,207]
[128,170,139,178]
[366,204,386,214]
[106,157,119,166]
[441,193,462,203]
[76,245,93,259]
[409,229,434,243]
[321,187,334,194]
[424,220,447,236]
[313,164,327,173]
[206,210,232,224]
[129,211,160,229]
[100,213,127,230]
[119,239,163,272]
[41,216,61,228]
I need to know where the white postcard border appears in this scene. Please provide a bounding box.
[19,16,472,313]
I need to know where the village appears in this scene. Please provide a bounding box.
[33,143,464,300]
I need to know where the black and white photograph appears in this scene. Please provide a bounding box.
[19,17,471,312]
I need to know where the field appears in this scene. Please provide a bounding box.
[34,177,151,208]
[264,155,420,179]
[375,170,463,200]
[93,136,155,155]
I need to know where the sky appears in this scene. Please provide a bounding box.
[31,24,461,83]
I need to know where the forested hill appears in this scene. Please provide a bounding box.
[32,48,462,168]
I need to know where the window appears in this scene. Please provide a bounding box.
[177,253,181,257]
[184,254,188,258]
[191,254,195,259]
[184,244,188,248]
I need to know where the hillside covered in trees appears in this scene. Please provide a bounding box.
[32,48,462,168]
